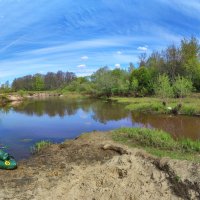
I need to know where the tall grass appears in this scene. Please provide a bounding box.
[112,127,200,162]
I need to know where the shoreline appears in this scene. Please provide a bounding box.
[1,92,200,117]
[0,91,85,106]
[0,130,199,199]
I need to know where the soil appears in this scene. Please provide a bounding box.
[0,131,199,200]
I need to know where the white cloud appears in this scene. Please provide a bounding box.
[77,64,86,68]
[115,63,121,68]
[18,37,135,56]
[81,56,89,60]
[117,51,122,55]
[137,46,148,51]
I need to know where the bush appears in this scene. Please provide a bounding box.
[17,90,26,97]
[173,76,193,98]
[154,74,174,100]
[130,67,153,96]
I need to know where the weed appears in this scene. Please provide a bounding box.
[30,140,52,154]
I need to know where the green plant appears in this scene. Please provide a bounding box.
[154,74,174,100]
[174,175,181,182]
[112,127,200,162]
[18,90,26,97]
[173,76,193,99]
[30,140,52,154]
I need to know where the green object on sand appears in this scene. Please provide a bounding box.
[0,149,9,161]
[0,150,17,170]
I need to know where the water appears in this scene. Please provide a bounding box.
[0,97,199,160]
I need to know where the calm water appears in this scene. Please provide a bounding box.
[0,97,199,160]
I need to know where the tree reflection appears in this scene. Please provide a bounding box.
[11,98,128,122]
[91,101,128,123]
[12,98,79,117]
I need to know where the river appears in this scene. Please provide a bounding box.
[0,97,199,160]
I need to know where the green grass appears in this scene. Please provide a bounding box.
[112,96,200,116]
[30,140,52,154]
[112,127,200,162]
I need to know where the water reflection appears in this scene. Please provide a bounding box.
[0,97,199,160]
[12,98,78,117]
[11,98,128,122]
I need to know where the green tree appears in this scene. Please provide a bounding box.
[129,77,138,96]
[130,67,152,96]
[91,67,114,97]
[180,37,200,90]
[173,76,193,98]
[65,77,93,94]
[91,67,129,97]
[128,62,135,73]
[110,68,129,96]
[162,45,182,82]
[33,74,44,91]
[154,74,174,100]
[0,81,11,93]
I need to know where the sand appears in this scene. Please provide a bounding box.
[0,132,199,200]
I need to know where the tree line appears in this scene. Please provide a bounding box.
[66,37,200,98]
[11,71,76,91]
[0,37,200,98]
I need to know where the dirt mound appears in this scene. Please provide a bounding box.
[0,132,199,200]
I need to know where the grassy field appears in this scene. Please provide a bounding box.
[112,127,200,162]
[112,95,200,116]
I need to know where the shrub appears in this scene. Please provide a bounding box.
[173,76,193,98]
[154,74,174,100]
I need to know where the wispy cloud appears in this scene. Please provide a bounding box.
[117,51,122,55]
[0,0,198,82]
[17,37,135,57]
[158,0,200,17]
[77,64,86,68]
[137,46,148,52]
[81,56,89,60]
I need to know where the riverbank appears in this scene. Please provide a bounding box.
[0,129,199,200]
[0,91,85,107]
[112,96,200,116]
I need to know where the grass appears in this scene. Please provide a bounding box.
[112,96,200,116]
[30,140,52,154]
[112,127,200,162]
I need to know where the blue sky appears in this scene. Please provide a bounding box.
[0,0,200,83]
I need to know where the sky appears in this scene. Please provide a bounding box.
[0,0,200,83]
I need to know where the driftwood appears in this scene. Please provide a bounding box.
[101,144,130,155]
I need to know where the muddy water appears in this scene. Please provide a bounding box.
[0,97,199,159]
[130,113,200,140]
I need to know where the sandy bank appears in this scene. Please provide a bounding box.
[0,132,199,200]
